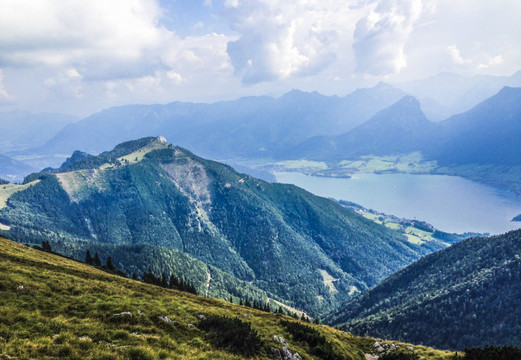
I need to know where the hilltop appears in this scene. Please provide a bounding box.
[0,137,444,317]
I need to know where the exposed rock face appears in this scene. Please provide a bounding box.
[273,335,301,360]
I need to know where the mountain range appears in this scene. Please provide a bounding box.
[0,137,448,316]
[18,83,405,169]
[325,229,521,350]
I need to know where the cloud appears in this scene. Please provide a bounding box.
[223,1,351,84]
[447,45,466,65]
[0,70,13,100]
[0,0,171,80]
[353,0,423,76]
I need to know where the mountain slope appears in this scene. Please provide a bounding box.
[0,153,37,182]
[0,236,457,360]
[0,110,76,153]
[23,84,405,168]
[284,96,437,160]
[0,137,434,316]
[431,86,521,166]
[325,229,521,350]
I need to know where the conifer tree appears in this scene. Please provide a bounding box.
[85,250,93,264]
[93,252,102,266]
[105,256,116,271]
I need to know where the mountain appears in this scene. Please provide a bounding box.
[0,110,76,153]
[0,153,37,182]
[395,71,521,121]
[430,86,521,166]
[284,96,437,160]
[325,229,521,350]
[0,137,440,316]
[0,236,457,360]
[21,84,405,168]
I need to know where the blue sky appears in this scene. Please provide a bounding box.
[0,0,520,116]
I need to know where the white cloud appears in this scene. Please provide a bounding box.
[447,45,466,65]
[224,0,355,84]
[0,0,171,80]
[353,0,423,76]
[224,0,240,8]
[0,70,12,100]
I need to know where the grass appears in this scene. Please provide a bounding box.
[0,180,40,209]
[276,160,329,170]
[0,237,457,359]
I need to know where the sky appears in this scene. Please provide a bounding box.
[0,0,520,117]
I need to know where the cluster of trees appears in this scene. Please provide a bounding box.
[230,296,319,323]
[85,250,126,277]
[329,229,521,350]
[280,320,341,360]
[452,345,521,360]
[141,268,197,295]
[197,315,262,357]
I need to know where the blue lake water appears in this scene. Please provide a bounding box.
[275,172,521,235]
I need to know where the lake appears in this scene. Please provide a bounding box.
[275,172,521,235]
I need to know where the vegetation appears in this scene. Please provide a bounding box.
[461,345,521,360]
[379,352,419,360]
[0,236,457,359]
[0,137,435,317]
[326,229,521,350]
[281,320,343,360]
[197,316,262,356]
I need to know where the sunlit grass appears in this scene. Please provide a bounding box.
[0,237,457,359]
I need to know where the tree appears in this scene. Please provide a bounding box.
[105,256,116,271]
[93,252,102,266]
[41,241,52,253]
[85,250,93,264]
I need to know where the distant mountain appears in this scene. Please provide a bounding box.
[0,154,36,182]
[395,71,521,121]
[0,137,440,316]
[284,96,437,160]
[22,84,405,168]
[430,86,521,166]
[326,229,521,350]
[0,111,76,153]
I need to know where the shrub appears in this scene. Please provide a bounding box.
[379,351,420,360]
[280,320,342,360]
[464,345,521,360]
[197,315,262,357]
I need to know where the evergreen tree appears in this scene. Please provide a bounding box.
[41,241,52,253]
[160,273,168,288]
[169,274,179,289]
[85,250,93,264]
[229,296,233,303]
[245,299,252,308]
[93,252,102,266]
[105,256,116,271]
[132,272,137,280]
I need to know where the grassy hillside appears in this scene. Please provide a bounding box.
[325,229,521,350]
[0,137,435,317]
[0,236,456,360]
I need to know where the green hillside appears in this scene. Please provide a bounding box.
[325,229,521,350]
[0,137,435,317]
[0,236,457,360]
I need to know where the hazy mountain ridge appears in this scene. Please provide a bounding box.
[0,153,37,182]
[0,137,439,316]
[0,110,77,153]
[16,84,406,168]
[283,96,438,160]
[325,229,521,350]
